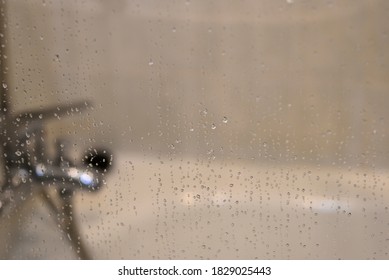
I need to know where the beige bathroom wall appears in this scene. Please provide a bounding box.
[5,0,389,167]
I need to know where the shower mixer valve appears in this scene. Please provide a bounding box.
[0,100,112,259]
[3,100,112,191]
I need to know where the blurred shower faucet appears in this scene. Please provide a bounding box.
[0,99,113,259]
[2,100,112,194]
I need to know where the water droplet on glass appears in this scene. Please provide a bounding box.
[2,82,7,89]
[211,124,217,130]
[148,60,154,66]
[222,117,228,124]
[15,150,22,157]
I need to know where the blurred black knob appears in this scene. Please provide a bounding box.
[83,148,112,172]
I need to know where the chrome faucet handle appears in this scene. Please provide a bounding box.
[12,99,91,124]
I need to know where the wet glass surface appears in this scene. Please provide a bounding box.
[1,0,389,259]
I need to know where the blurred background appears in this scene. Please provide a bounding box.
[1,0,389,259]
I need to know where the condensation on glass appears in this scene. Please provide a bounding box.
[1,0,389,259]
